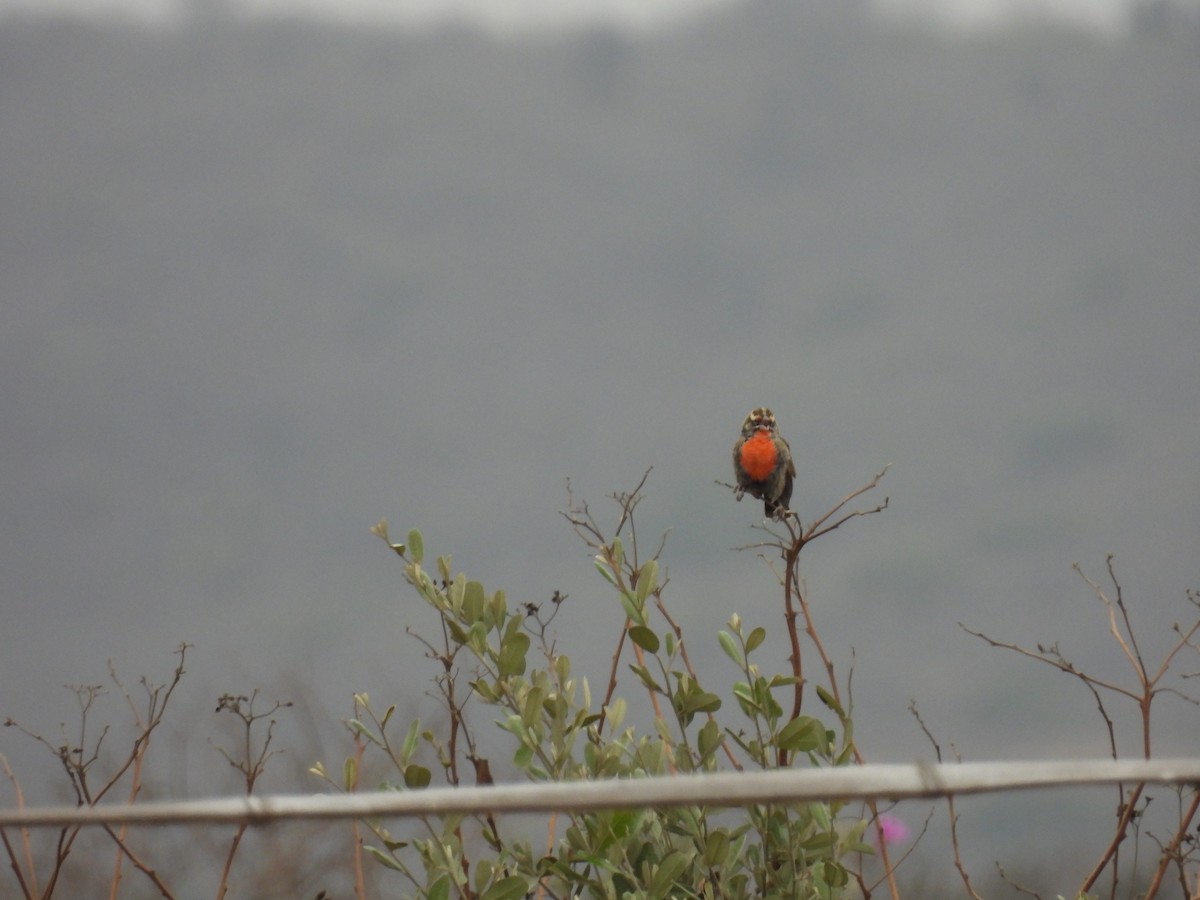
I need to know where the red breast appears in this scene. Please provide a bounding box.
[739,429,778,482]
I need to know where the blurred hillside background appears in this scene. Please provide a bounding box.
[1,0,1198,894]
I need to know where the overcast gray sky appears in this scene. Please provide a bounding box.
[0,0,1170,31]
[1,3,1197,892]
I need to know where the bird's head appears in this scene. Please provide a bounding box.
[741,407,777,437]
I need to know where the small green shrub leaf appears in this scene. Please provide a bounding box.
[364,845,405,871]
[684,691,722,715]
[618,590,647,626]
[703,829,731,867]
[635,560,658,604]
[816,685,843,714]
[403,764,431,788]
[406,529,424,564]
[698,719,722,760]
[446,619,469,646]
[474,859,495,894]
[482,876,531,900]
[777,715,823,752]
[717,631,743,666]
[491,589,507,625]
[593,558,619,587]
[629,664,663,693]
[464,580,486,621]
[498,632,530,677]
[745,627,767,654]
[522,686,545,728]
[471,679,499,702]
[513,742,534,768]
[347,719,381,746]
[823,859,849,887]
[628,625,660,653]
[401,718,421,760]
[647,849,690,897]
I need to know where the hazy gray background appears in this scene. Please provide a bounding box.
[1,0,1191,32]
[1,0,1198,893]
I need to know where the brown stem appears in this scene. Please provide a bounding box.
[1143,788,1200,898]
[101,823,174,898]
[783,520,805,731]
[215,824,247,900]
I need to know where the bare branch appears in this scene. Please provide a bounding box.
[958,624,1138,701]
[909,701,983,900]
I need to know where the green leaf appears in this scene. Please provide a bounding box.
[448,574,466,614]
[717,631,743,667]
[401,718,421,760]
[593,558,619,587]
[806,806,835,835]
[498,632,530,677]
[745,627,767,654]
[628,625,660,653]
[801,827,836,857]
[427,874,450,900]
[502,611,525,641]
[474,859,496,894]
[346,719,381,746]
[490,589,507,626]
[482,876,531,900]
[437,554,452,582]
[513,742,534,768]
[464,580,486,621]
[683,691,722,715]
[406,528,424,564]
[522,686,545,728]
[647,849,691,897]
[732,681,759,714]
[467,621,489,657]
[364,844,405,871]
[606,696,627,731]
[822,859,849,888]
[634,560,658,604]
[629,664,663,694]
[703,829,731,867]
[767,674,801,688]
[445,618,469,646]
[471,679,499,703]
[403,764,431,788]
[776,715,823,752]
[609,808,641,839]
[342,756,357,790]
[816,685,843,714]
[698,719,722,761]
[618,589,646,626]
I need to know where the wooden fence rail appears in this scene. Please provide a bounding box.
[2,759,1198,829]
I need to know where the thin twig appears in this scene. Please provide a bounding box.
[910,701,983,900]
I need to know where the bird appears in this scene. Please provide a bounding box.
[732,407,795,520]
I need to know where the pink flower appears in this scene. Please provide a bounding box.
[878,814,909,846]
